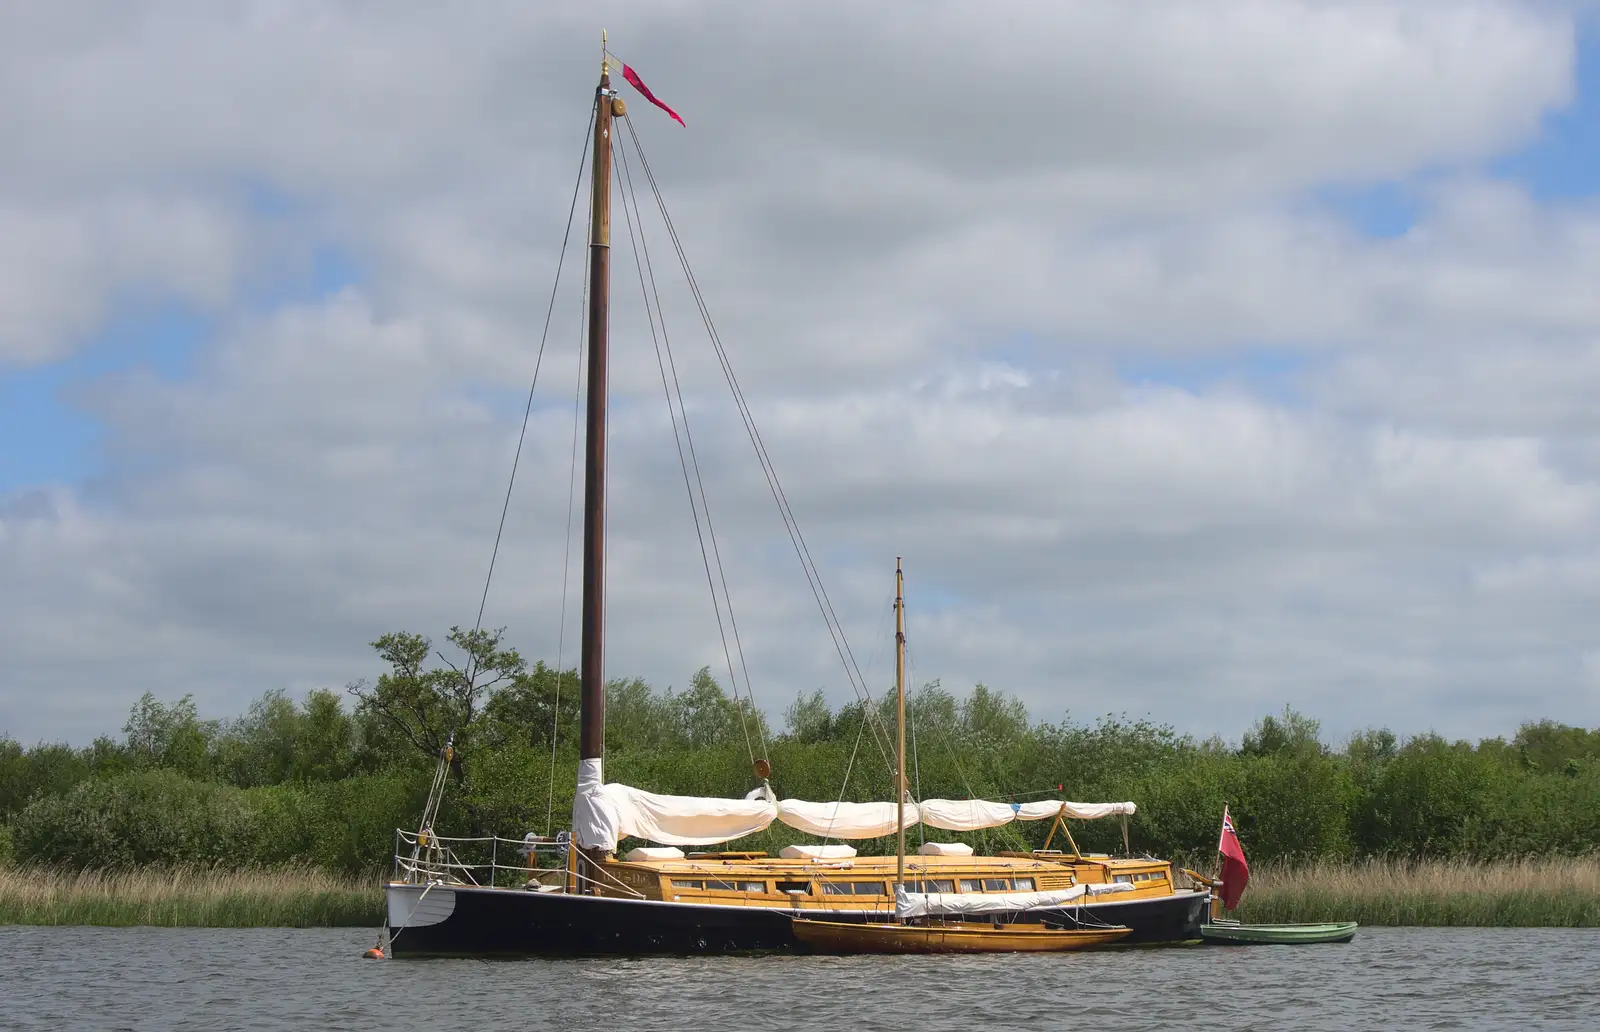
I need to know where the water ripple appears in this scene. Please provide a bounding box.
[1,926,1598,1031]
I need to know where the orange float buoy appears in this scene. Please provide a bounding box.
[363,947,384,959]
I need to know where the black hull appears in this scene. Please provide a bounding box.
[1038,891,1210,945]
[386,884,1208,957]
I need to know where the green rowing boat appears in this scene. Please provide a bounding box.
[1200,920,1357,945]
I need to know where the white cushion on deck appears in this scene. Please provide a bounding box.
[624,846,686,861]
[779,844,858,859]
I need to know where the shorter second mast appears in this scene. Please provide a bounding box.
[895,558,907,901]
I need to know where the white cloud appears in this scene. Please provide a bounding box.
[2,1,1599,747]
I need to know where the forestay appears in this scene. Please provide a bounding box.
[572,760,1139,851]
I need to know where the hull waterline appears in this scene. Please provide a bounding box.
[791,918,1130,954]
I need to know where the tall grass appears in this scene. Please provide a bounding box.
[1236,856,1600,927]
[0,866,383,927]
[6,858,1599,928]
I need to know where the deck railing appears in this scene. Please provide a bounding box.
[391,829,571,890]
[390,829,647,897]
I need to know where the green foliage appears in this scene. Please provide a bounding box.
[212,689,359,787]
[4,629,1599,877]
[123,693,215,777]
[10,769,421,873]
[1,737,91,820]
[1513,720,1600,772]
[1241,707,1324,758]
[346,626,528,774]
[603,668,769,753]
[481,661,580,750]
[784,689,835,744]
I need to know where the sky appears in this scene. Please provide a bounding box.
[3,1,1600,747]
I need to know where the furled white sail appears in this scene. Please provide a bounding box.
[572,760,779,849]
[775,800,921,839]
[1057,801,1137,820]
[920,798,1136,831]
[918,799,1019,831]
[572,765,1139,851]
[895,881,1135,919]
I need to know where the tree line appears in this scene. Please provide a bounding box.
[2,627,1598,873]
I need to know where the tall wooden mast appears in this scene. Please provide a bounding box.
[579,51,614,767]
[894,557,907,898]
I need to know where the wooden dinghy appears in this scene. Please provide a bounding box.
[1200,920,1358,945]
[791,918,1131,954]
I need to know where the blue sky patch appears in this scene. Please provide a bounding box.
[1116,348,1308,406]
[1493,27,1600,201]
[0,302,210,492]
[0,242,366,494]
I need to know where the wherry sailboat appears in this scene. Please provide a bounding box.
[384,45,1209,958]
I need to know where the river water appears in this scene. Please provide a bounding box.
[2,926,1597,1031]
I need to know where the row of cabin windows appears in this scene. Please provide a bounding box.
[670,876,1038,895]
[671,879,767,892]
[1111,871,1163,884]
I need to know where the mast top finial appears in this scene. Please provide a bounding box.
[601,29,608,75]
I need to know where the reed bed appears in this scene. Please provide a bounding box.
[1235,856,1600,927]
[5,858,1599,928]
[0,866,383,927]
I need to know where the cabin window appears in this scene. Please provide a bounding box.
[1113,874,1134,883]
[699,879,766,892]
[671,879,703,889]
[776,881,811,894]
[824,881,885,895]
[907,879,955,893]
[959,878,1036,893]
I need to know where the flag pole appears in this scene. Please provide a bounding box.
[1212,802,1228,922]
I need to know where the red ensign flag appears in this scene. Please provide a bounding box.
[621,63,685,127]
[1218,807,1250,911]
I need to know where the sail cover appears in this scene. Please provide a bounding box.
[573,759,779,848]
[895,881,1135,919]
[775,800,921,839]
[920,798,1136,831]
[572,762,1138,851]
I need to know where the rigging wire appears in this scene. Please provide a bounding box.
[620,133,770,765]
[620,115,893,772]
[613,123,761,765]
[905,625,1033,853]
[431,102,591,843]
[473,104,597,638]
[816,690,874,857]
[545,265,589,836]
[907,659,925,848]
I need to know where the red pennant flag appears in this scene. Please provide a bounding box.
[1217,806,1250,911]
[620,63,685,127]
